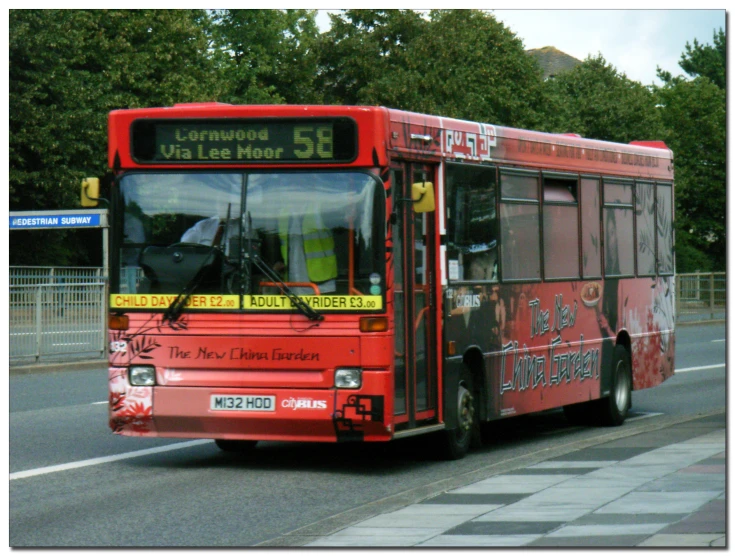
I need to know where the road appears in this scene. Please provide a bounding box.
[9,322,726,547]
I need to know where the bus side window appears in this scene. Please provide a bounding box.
[543,175,580,280]
[656,183,674,275]
[499,170,540,281]
[636,181,657,276]
[445,164,497,282]
[581,178,602,278]
[603,179,635,277]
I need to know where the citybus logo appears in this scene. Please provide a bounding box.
[281,397,328,410]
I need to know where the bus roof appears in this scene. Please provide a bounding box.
[108,104,673,181]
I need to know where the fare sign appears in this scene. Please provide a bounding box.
[131,118,356,164]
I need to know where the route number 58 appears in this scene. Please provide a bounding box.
[294,126,333,159]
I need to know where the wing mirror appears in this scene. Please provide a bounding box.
[411,181,435,213]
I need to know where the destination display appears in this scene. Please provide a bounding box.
[131,118,357,164]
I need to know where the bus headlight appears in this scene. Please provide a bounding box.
[335,368,362,389]
[129,365,156,386]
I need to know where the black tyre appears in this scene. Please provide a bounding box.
[214,439,258,453]
[598,344,632,426]
[441,372,478,460]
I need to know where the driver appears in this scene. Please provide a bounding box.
[274,204,337,294]
[181,215,239,255]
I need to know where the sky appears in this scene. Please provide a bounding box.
[315,9,726,86]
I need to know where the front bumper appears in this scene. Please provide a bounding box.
[109,368,393,443]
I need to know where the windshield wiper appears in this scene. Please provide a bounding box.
[244,212,322,322]
[162,247,218,324]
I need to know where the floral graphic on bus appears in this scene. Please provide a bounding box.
[108,367,154,435]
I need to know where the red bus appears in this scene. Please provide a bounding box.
[83,104,675,459]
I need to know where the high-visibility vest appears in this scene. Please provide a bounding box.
[278,214,337,283]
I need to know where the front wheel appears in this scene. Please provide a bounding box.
[598,345,632,426]
[440,374,477,460]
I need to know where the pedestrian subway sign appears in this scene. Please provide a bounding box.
[10,213,102,229]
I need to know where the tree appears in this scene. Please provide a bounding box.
[316,10,545,128]
[541,54,663,142]
[315,9,428,106]
[10,9,220,265]
[374,10,546,127]
[211,9,322,105]
[655,28,726,271]
[674,28,725,89]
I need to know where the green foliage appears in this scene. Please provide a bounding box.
[316,10,545,127]
[10,9,220,265]
[655,52,726,270]
[541,55,663,142]
[316,9,428,106]
[678,28,725,88]
[675,231,715,273]
[212,10,321,104]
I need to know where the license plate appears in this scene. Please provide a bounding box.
[210,395,276,412]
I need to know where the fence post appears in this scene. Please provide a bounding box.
[100,283,107,356]
[675,276,680,319]
[35,286,43,361]
[710,273,715,319]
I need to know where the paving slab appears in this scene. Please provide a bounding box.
[472,504,596,523]
[637,533,726,547]
[389,504,502,516]
[449,474,569,494]
[514,486,634,506]
[547,447,652,461]
[529,460,618,469]
[445,520,564,536]
[637,474,725,492]
[418,534,541,547]
[354,512,478,530]
[595,491,723,515]
[529,534,651,547]
[503,467,596,475]
[419,493,527,505]
[658,513,727,535]
[545,523,670,537]
[569,513,687,525]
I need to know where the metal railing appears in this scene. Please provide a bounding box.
[676,272,726,323]
[9,267,107,362]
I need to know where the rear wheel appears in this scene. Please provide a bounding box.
[214,439,258,453]
[598,344,632,426]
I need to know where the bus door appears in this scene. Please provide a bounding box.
[391,162,438,429]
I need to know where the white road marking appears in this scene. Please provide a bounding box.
[627,412,663,422]
[676,363,726,373]
[711,339,726,343]
[90,401,107,405]
[10,440,211,481]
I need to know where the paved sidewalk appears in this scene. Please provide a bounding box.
[306,415,726,547]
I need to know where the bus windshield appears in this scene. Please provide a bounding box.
[118,171,385,306]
